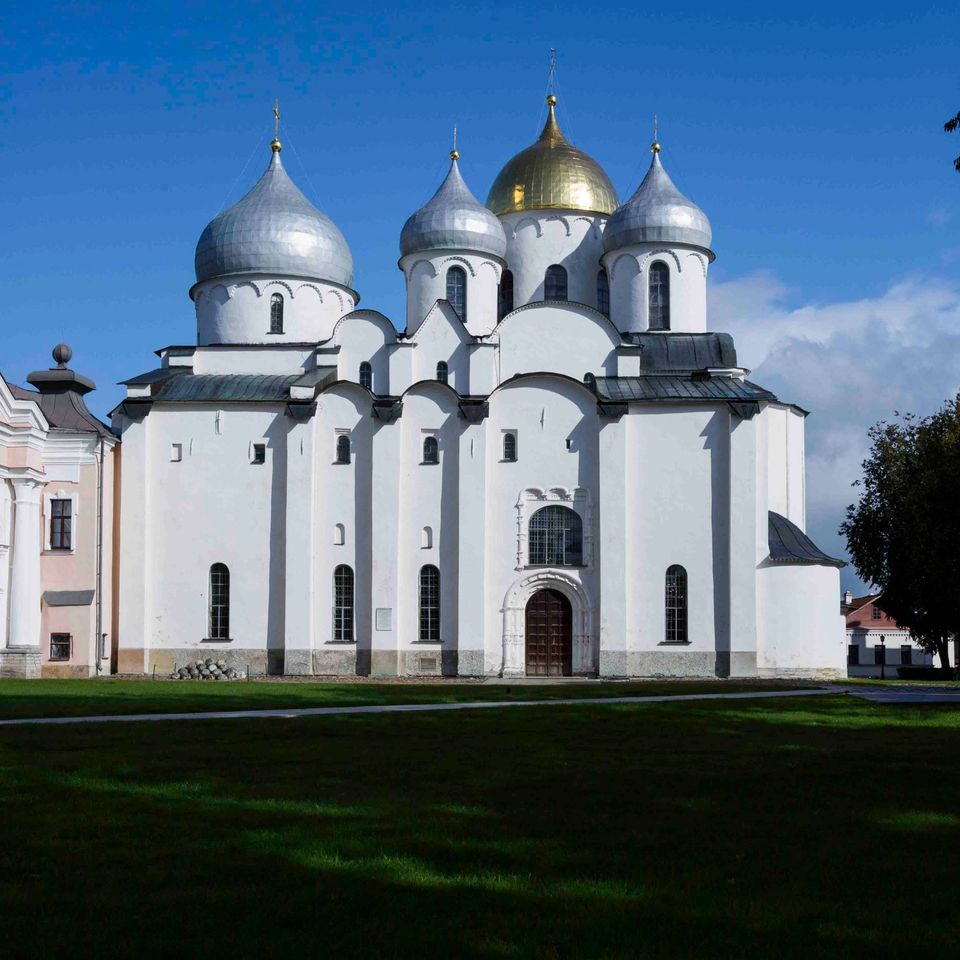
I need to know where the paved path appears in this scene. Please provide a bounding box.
[0,686,837,727]
[843,685,960,705]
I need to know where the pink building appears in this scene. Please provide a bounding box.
[843,592,933,678]
[0,346,118,678]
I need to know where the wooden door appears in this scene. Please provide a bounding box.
[525,589,572,677]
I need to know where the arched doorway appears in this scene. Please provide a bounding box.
[525,589,572,676]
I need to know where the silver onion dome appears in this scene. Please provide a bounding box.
[400,152,507,259]
[603,144,712,254]
[195,144,353,287]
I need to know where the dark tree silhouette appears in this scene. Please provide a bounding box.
[946,111,960,171]
[841,396,960,670]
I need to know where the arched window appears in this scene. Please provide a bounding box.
[503,431,517,462]
[419,564,441,641]
[665,565,688,644]
[335,435,351,464]
[333,565,354,641]
[649,262,671,330]
[423,435,439,465]
[446,266,467,322]
[421,525,433,549]
[545,264,568,301]
[436,361,448,384]
[498,269,514,320]
[597,268,610,317]
[333,523,345,546]
[528,505,583,566]
[269,293,284,334]
[208,563,230,640]
[359,361,372,391]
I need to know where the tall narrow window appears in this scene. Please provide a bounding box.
[50,499,72,550]
[419,564,441,641]
[648,262,670,330]
[423,436,439,464]
[503,431,517,462]
[528,505,583,566]
[333,565,355,641]
[269,292,284,334]
[336,435,351,464]
[545,264,568,301]
[209,563,230,640]
[665,565,687,644]
[446,266,467,322]
[597,268,610,317]
[436,361,448,384]
[359,361,372,390]
[498,269,514,320]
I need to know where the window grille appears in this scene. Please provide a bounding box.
[209,563,230,640]
[545,264,568,301]
[333,565,354,641]
[269,292,284,334]
[49,633,71,661]
[649,262,670,330]
[419,565,441,641]
[446,266,467,322]
[359,362,372,390]
[503,432,517,462]
[872,604,882,620]
[336,435,351,464]
[436,361,448,384]
[50,499,72,550]
[528,505,583,566]
[423,436,439,464]
[597,268,610,317]
[665,565,688,643]
[498,269,514,320]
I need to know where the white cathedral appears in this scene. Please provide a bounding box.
[112,95,846,679]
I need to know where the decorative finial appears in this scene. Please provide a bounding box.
[651,114,661,154]
[52,343,72,368]
[450,124,459,161]
[546,93,557,107]
[271,98,282,153]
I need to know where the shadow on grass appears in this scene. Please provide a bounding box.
[0,697,956,959]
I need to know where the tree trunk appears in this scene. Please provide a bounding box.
[935,635,951,671]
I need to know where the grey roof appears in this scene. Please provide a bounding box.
[120,367,191,387]
[627,332,737,371]
[13,380,113,438]
[594,375,776,404]
[768,511,845,568]
[400,157,507,259]
[603,150,712,253]
[195,149,353,287]
[155,374,302,403]
[43,590,95,607]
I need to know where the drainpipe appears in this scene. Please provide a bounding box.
[95,436,104,676]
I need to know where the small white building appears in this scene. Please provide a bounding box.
[112,97,847,679]
[844,593,933,678]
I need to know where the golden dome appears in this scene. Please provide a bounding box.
[486,96,618,217]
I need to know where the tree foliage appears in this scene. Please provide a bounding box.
[841,395,960,668]
[946,111,960,172]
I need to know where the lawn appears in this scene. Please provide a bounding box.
[0,695,955,959]
[0,677,811,720]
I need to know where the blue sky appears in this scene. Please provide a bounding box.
[1,1,958,586]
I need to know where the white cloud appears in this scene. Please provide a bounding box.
[710,273,960,589]
[927,207,953,226]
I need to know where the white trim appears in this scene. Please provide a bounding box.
[515,486,592,570]
[43,489,79,554]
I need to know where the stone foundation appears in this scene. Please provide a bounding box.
[41,664,95,679]
[312,646,359,676]
[456,649,485,677]
[757,666,845,680]
[626,649,729,678]
[0,647,42,679]
[130,648,270,677]
[599,650,627,677]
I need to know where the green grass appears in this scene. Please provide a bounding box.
[0,677,811,720]
[0,695,956,959]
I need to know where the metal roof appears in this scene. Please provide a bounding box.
[43,590,95,607]
[627,332,738,371]
[154,374,301,403]
[767,511,845,567]
[594,375,776,404]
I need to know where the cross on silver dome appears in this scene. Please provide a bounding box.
[400,149,507,259]
[603,140,712,254]
[195,142,354,287]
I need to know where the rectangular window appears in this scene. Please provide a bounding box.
[49,634,71,661]
[50,499,72,550]
[170,443,182,462]
[875,644,886,666]
[251,443,266,465]
[872,605,882,620]
[847,643,860,666]
[900,645,912,666]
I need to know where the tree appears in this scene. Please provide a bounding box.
[947,111,960,172]
[841,395,960,670]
